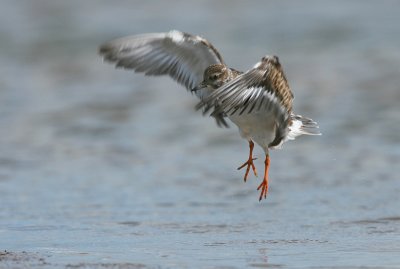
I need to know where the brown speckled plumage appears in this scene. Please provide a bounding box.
[261,56,293,113]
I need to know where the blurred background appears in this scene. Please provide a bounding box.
[1,0,399,268]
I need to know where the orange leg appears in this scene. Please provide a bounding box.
[237,140,258,182]
[257,155,270,201]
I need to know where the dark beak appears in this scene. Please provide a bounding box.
[191,81,207,92]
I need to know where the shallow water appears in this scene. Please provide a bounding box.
[1,1,399,268]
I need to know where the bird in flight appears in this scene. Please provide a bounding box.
[99,30,320,201]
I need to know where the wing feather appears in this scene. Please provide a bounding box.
[99,30,224,90]
[100,30,229,127]
[197,55,294,136]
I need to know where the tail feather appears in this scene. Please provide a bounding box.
[287,114,321,140]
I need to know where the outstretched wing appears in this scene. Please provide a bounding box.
[99,30,228,127]
[99,30,224,90]
[196,55,294,141]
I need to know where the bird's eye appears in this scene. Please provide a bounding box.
[209,74,218,80]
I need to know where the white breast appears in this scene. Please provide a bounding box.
[229,111,277,153]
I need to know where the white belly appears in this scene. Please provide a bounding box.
[229,111,276,153]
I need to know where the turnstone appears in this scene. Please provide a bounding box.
[99,30,321,201]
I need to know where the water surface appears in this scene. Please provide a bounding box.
[1,1,399,268]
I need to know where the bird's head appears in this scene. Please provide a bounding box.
[193,64,230,92]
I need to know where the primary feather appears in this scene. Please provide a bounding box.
[99,30,229,127]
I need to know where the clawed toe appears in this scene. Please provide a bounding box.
[257,154,270,201]
[237,158,258,182]
[257,180,268,201]
[238,141,257,182]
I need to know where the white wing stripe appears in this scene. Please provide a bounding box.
[99,30,223,91]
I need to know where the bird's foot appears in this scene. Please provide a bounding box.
[257,155,270,201]
[257,178,268,201]
[237,157,258,182]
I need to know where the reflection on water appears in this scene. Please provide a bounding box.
[0,1,399,268]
